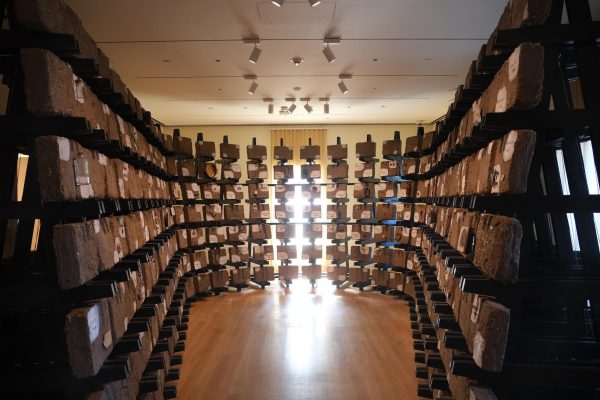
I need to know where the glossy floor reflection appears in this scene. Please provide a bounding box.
[177,279,417,400]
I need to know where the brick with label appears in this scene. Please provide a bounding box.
[177,159,196,178]
[302,265,322,280]
[327,204,347,220]
[376,182,396,198]
[327,164,348,179]
[229,246,249,263]
[301,164,321,180]
[353,182,375,199]
[231,267,250,285]
[202,204,222,221]
[349,267,370,283]
[279,265,299,280]
[247,144,267,160]
[200,183,220,200]
[327,144,348,160]
[326,183,347,199]
[277,245,297,260]
[249,203,270,220]
[382,139,402,156]
[274,184,295,200]
[220,143,240,160]
[196,140,216,158]
[227,225,248,241]
[352,204,372,220]
[354,162,374,179]
[301,184,321,199]
[302,204,321,219]
[247,163,269,180]
[351,224,372,241]
[222,163,242,180]
[184,205,203,223]
[224,204,245,220]
[327,224,348,240]
[188,228,206,247]
[274,145,293,160]
[350,245,371,261]
[65,299,113,378]
[224,184,244,200]
[356,141,376,158]
[300,145,320,160]
[326,245,347,261]
[375,203,396,220]
[302,245,322,260]
[254,266,275,282]
[248,183,269,199]
[207,227,226,244]
[250,224,271,240]
[273,164,294,180]
[275,204,294,220]
[380,160,399,177]
[373,225,394,242]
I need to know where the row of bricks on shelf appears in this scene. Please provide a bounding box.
[36,126,535,207]
[53,202,424,290]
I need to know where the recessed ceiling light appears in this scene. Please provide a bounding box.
[380,105,386,108]
[272,0,284,6]
[373,87,377,90]
[293,86,301,91]
[347,106,351,109]
[309,0,321,6]
[218,88,222,91]
[208,107,213,110]
[216,59,221,63]
[291,57,304,66]
[372,58,378,62]
[162,59,170,63]
[424,58,433,61]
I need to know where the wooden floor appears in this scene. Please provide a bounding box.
[177,280,417,400]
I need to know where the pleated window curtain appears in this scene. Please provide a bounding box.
[270,129,327,269]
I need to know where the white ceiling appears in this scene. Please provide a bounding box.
[64,0,511,126]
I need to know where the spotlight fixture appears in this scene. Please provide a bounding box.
[338,74,352,94]
[291,57,304,66]
[249,44,261,64]
[243,38,262,64]
[323,44,335,63]
[286,97,297,114]
[244,74,258,95]
[322,38,340,63]
[309,0,322,6]
[264,98,274,114]
[272,0,284,6]
[301,98,313,113]
[248,80,258,95]
[320,98,330,114]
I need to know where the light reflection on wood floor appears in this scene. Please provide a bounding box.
[177,279,417,400]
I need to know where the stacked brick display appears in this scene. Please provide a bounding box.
[2,0,599,399]
[325,138,350,287]
[273,141,298,285]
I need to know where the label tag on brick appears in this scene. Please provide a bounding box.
[87,304,100,342]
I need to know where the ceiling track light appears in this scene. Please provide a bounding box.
[272,0,285,6]
[322,38,340,63]
[301,97,313,113]
[309,0,322,6]
[248,80,258,95]
[285,97,297,114]
[243,38,262,64]
[249,44,261,64]
[320,98,330,114]
[245,74,258,95]
[264,98,274,114]
[323,44,335,63]
[338,74,352,94]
